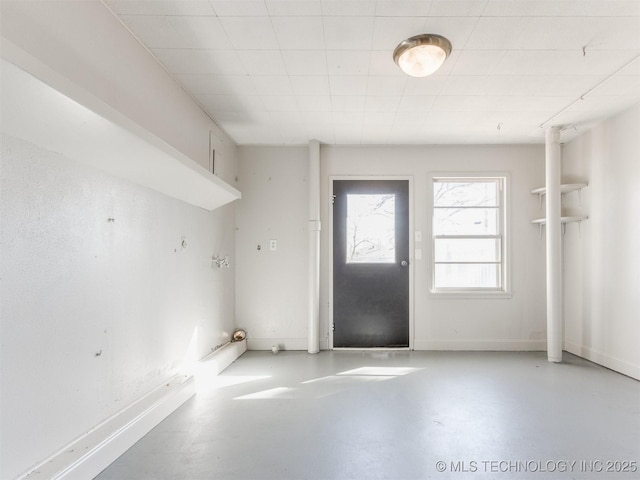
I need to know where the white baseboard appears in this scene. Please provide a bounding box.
[413,339,547,351]
[565,341,640,380]
[18,374,195,480]
[17,339,248,480]
[249,338,545,352]
[247,338,328,351]
[197,339,247,377]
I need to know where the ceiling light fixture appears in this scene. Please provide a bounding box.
[393,34,452,77]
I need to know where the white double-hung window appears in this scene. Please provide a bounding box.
[431,176,508,293]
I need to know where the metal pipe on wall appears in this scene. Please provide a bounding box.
[545,127,563,362]
[308,139,321,354]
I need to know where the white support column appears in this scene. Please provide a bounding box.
[308,139,321,354]
[545,127,563,363]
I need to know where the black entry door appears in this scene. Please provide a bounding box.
[333,180,409,348]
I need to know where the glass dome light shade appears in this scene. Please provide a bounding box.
[393,34,452,77]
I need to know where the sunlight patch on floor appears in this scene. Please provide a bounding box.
[196,375,270,393]
[337,366,421,376]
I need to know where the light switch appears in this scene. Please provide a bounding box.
[415,231,422,242]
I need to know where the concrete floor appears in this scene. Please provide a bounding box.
[96,351,640,480]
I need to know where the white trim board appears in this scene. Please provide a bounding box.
[413,340,547,351]
[16,340,247,480]
[247,338,329,351]
[197,340,248,377]
[565,341,640,380]
[16,375,195,480]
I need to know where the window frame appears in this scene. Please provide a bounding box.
[429,173,511,297]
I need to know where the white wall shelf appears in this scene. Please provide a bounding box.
[531,216,588,236]
[531,183,587,207]
[1,54,240,212]
[532,181,588,236]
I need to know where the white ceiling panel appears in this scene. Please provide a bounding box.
[105,0,640,145]
[236,50,288,75]
[619,56,640,74]
[295,96,332,112]
[272,17,325,50]
[366,76,407,96]
[420,17,478,47]
[427,0,489,17]
[517,17,640,51]
[281,50,328,75]
[210,1,269,16]
[289,76,331,95]
[440,76,489,96]
[593,75,640,96]
[105,0,215,16]
[120,15,231,49]
[334,127,363,145]
[483,0,640,18]
[333,111,364,124]
[266,1,323,16]
[176,74,256,95]
[371,17,429,50]
[322,0,376,16]
[152,49,246,74]
[194,94,257,113]
[494,50,636,76]
[403,76,448,95]
[374,1,432,17]
[330,95,366,112]
[250,75,294,95]
[220,17,280,50]
[364,95,401,112]
[363,111,396,125]
[397,95,437,111]
[464,17,532,50]
[269,110,303,125]
[326,50,371,75]
[329,76,369,96]
[368,50,405,76]
[259,95,300,111]
[482,75,605,97]
[323,17,375,50]
[301,111,334,124]
[564,94,640,113]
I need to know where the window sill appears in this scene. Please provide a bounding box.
[429,290,513,299]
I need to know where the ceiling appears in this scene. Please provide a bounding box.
[103,0,640,145]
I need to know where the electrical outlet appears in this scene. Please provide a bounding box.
[269,239,277,251]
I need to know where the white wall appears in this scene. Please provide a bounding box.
[0,134,237,479]
[563,103,640,379]
[236,144,547,351]
[322,145,547,350]
[0,3,241,475]
[235,147,310,350]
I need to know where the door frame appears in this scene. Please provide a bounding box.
[328,175,414,350]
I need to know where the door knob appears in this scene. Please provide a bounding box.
[401,260,408,267]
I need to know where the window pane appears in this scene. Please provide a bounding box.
[434,264,500,288]
[346,194,395,263]
[434,238,501,262]
[433,207,498,235]
[434,181,499,207]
